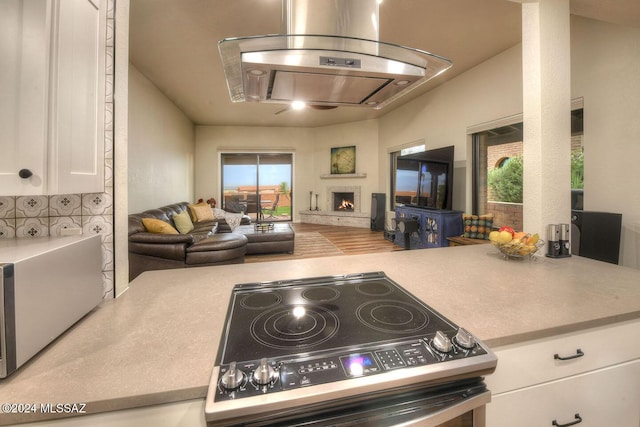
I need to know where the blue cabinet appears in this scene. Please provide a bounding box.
[395,206,463,249]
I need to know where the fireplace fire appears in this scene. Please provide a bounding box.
[327,186,361,214]
[333,192,355,211]
[338,199,355,210]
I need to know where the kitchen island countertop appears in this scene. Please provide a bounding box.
[2,244,640,425]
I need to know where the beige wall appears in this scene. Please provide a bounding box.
[194,120,380,220]
[307,120,380,212]
[127,64,195,214]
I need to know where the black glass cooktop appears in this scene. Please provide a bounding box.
[216,271,458,365]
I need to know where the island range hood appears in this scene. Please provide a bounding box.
[218,0,453,110]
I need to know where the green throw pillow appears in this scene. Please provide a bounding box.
[173,211,194,234]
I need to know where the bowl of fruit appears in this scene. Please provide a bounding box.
[489,226,544,260]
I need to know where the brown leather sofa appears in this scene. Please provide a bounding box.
[128,202,250,280]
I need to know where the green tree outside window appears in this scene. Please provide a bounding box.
[488,150,584,203]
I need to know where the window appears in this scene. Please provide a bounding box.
[221,153,293,222]
[472,109,583,230]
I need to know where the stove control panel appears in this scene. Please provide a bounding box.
[214,329,487,401]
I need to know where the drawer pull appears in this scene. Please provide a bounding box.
[554,349,584,361]
[552,413,582,426]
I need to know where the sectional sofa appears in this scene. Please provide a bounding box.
[127,202,251,280]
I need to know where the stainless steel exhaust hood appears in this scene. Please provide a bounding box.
[218,0,452,110]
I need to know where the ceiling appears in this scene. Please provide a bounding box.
[128,0,640,128]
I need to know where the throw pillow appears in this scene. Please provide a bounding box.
[142,218,179,234]
[188,202,214,222]
[172,210,194,234]
[463,213,493,240]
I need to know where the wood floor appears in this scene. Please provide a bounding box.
[244,223,402,263]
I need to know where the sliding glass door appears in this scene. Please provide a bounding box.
[221,153,293,222]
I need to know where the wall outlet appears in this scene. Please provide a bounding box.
[60,227,83,236]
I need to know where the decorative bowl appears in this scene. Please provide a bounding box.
[492,239,545,259]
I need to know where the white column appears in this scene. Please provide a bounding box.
[114,0,130,295]
[521,0,572,240]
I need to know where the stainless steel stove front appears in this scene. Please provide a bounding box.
[204,272,497,426]
[205,363,494,426]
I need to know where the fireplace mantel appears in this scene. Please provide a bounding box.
[320,173,367,179]
[299,210,370,228]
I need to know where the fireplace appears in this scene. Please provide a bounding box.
[327,186,361,213]
[301,185,367,227]
[333,192,355,212]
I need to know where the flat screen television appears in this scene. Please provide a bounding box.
[394,145,454,210]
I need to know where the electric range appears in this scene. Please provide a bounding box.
[205,271,497,426]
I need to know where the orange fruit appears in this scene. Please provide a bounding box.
[513,231,528,241]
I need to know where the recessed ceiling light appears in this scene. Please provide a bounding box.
[395,80,410,86]
[248,69,266,76]
[291,101,306,110]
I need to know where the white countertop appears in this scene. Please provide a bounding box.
[2,244,640,425]
[0,235,98,263]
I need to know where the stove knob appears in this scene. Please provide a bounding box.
[454,328,476,349]
[432,331,453,353]
[220,361,246,391]
[252,358,277,386]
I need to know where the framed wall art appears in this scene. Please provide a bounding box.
[330,146,356,174]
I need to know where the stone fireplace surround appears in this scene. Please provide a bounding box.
[299,186,369,228]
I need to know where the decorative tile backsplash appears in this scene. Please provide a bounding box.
[50,194,82,216]
[0,194,114,236]
[0,0,115,299]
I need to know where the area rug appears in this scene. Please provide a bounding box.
[293,231,345,258]
[244,231,344,263]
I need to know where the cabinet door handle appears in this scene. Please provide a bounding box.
[552,413,582,426]
[19,169,33,179]
[554,348,584,360]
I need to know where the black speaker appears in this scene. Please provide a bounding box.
[371,193,386,231]
[571,210,622,264]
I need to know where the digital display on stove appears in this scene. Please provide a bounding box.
[340,353,377,377]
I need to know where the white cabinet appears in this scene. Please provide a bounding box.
[489,361,640,427]
[0,0,50,195]
[486,320,640,427]
[0,0,106,196]
[48,0,106,194]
